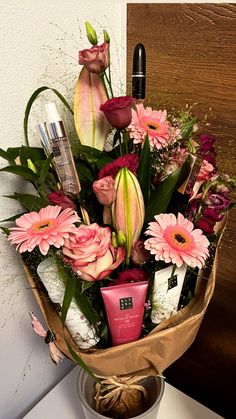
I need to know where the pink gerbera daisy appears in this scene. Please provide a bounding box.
[144,213,209,268]
[8,205,80,255]
[128,103,170,149]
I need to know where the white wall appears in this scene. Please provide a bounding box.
[0,1,123,418]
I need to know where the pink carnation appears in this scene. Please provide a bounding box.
[48,190,77,210]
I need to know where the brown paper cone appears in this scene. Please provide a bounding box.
[22,217,227,377]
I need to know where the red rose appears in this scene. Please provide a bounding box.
[79,42,109,74]
[98,154,139,179]
[100,96,135,129]
[48,191,77,210]
[113,268,148,285]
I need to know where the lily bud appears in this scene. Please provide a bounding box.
[112,168,145,264]
[111,232,118,249]
[103,29,110,44]
[85,21,98,45]
[117,230,126,247]
[74,67,111,150]
[27,159,37,173]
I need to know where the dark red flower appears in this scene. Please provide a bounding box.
[205,193,230,212]
[113,268,148,285]
[131,240,150,265]
[98,154,139,179]
[199,134,217,166]
[100,96,135,129]
[48,191,77,210]
[198,218,215,235]
[197,207,224,235]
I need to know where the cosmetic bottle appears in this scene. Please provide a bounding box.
[151,265,187,324]
[43,102,81,196]
[101,281,148,346]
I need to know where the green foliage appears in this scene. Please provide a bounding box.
[0,165,38,182]
[24,86,73,146]
[65,338,100,383]
[39,155,53,185]
[145,166,183,223]
[180,116,197,140]
[4,193,48,212]
[75,159,95,183]
[138,134,151,206]
[0,212,26,223]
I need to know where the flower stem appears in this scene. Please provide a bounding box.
[122,130,129,154]
[117,130,123,156]
[100,73,110,99]
[196,180,218,217]
[104,70,114,98]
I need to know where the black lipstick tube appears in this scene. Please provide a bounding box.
[132,43,146,100]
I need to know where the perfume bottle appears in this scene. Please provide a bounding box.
[43,102,81,196]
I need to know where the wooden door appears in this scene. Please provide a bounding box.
[127,4,236,418]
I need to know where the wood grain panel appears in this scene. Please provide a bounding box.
[127,4,236,418]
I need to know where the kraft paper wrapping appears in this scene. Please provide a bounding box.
[22,220,226,377]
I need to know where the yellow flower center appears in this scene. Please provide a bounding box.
[33,219,54,232]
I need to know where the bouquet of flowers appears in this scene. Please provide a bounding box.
[1,22,235,418]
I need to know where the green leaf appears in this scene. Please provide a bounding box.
[138,134,151,206]
[1,146,44,163]
[81,281,95,293]
[0,148,15,164]
[64,338,100,383]
[0,226,10,235]
[180,117,197,140]
[55,257,99,326]
[74,285,100,325]
[24,86,73,146]
[77,144,104,159]
[61,275,76,325]
[19,146,46,166]
[75,160,95,183]
[0,165,38,182]
[145,167,182,223]
[4,193,48,212]
[39,154,53,185]
[96,156,113,170]
[0,212,26,223]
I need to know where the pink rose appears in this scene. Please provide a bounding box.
[79,42,109,74]
[92,176,116,206]
[131,240,150,265]
[113,268,148,285]
[48,191,77,210]
[62,223,125,281]
[98,154,139,179]
[100,96,135,129]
